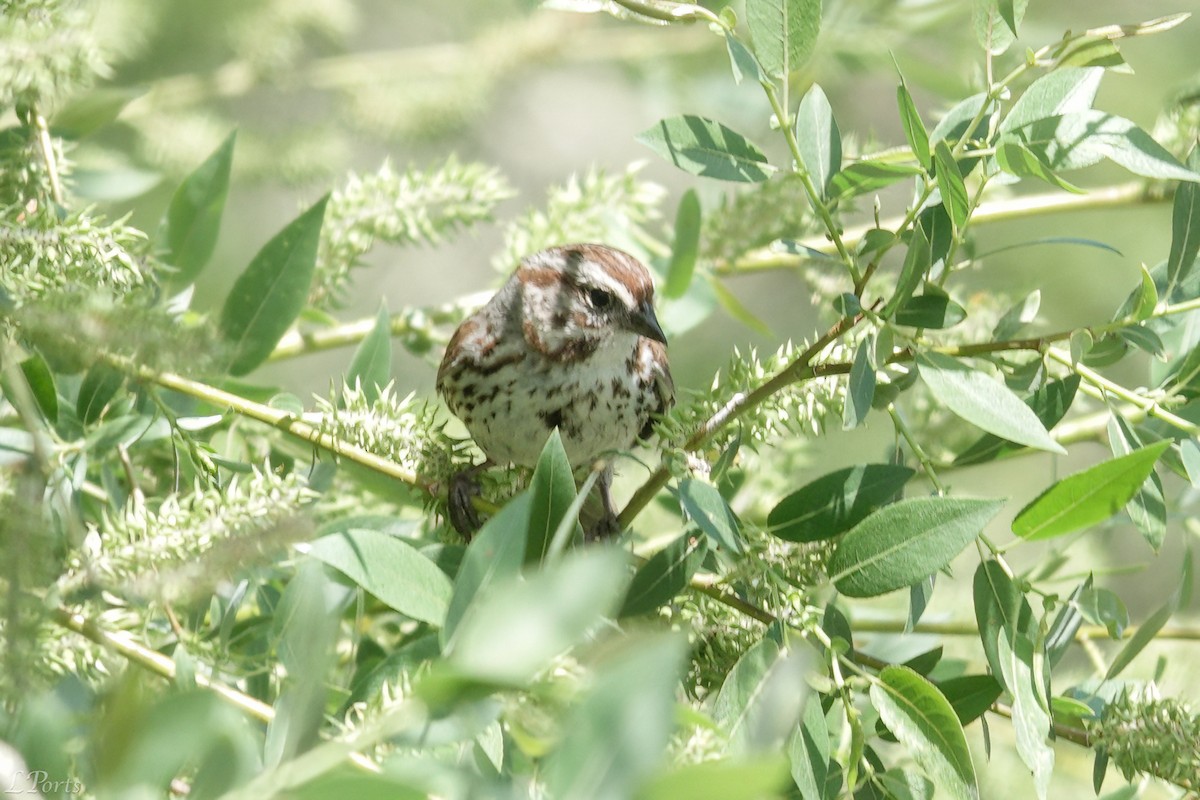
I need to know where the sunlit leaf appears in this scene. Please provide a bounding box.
[637,116,775,182]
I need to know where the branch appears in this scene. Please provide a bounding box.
[714,181,1166,276]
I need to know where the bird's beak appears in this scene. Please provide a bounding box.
[630,299,668,344]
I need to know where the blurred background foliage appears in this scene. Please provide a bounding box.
[4,0,1200,795]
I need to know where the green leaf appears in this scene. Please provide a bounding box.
[1012,441,1171,540]
[50,86,146,139]
[345,302,391,404]
[933,141,969,231]
[995,140,1084,193]
[795,84,842,199]
[637,116,775,183]
[527,431,578,564]
[1181,438,1200,488]
[997,631,1054,800]
[1107,415,1167,551]
[1046,578,1090,667]
[712,636,811,754]
[1106,555,1191,679]
[894,292,967,329]
[870,666,978,800]
[1167,147,1200,291]
[930,93,995,150]
[897,80,930,169]
[441,493,530,649]
[767,464,915,543]
[938,675,1003,726]
[843,337,875,429]
[789,697,833,800]
[1000,68,1103,132]
[1005,111,1200,182]
[446,547,629,686]
[1054,36,1129,71]
[665,189,701,298]
[1132,264,1160,321]
[160,131,236,288]
[18,353,57,423]
[973,0,1027,55]
[882,224,931,318]
[745,0,820,78]
[723,32,767,86]
[543,634,687,800]
[219,194,329,376]
[972,560,1034,695]
[953,376,1079,466]
[1077,587,1129,638]
[710,276,771,335]
[829,161,924,201]
[918,352,1066,454]
[620,533,707,617]
[679,478,744,554]
[828,497,1004,598]
[307,528,452,625]
[77,362,124,424]
[638,757,790,800]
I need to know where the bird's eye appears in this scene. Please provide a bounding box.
[588,288,614,310]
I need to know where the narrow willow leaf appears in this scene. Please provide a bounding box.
[345,302,391,404]
[973,0,1027,55]
[527,431,578,564]
[1077,587,1129,638]
[1012,441,1170,540]
[1181,438,1200,488]
[1046,577,1090,667]
[829,161,924,201]
[992,291,1041,340]
[710,277,771,335]
[308,528,452,625]
[441,493,530,649]
[18,353,57,423]
[997,632,1053,800]
[789,698,832,800]
[1108,413,1166,550]
[1132,264,1159,321]
[77,362,124,424]
[894,292,967,329]
[897,81,930,169]
[637,116,775,183]
[795,84,841,199]
[543,634,686,800]
[745,0,821,78]
[954,376,1079,466]
[828,497,1004,598]
[995,140,1084,193]
[448,547,628,686]
[882,224,931,318]
[712,636,810,754]
[679,478,744,554]
[620,534,706,617]
[843,337,875,430]
[933,141,969,230]
[724,32,767,86]
[1054,36,1128,71]
[665,189,701,298]
[1005,111,1200,182]
[220,195,329,376]
[870,666,979,800]
[1106,556,1191,679]
[1167,147,1200,291]
[767,464,915,543]
[1000,68,1103,132]
[160,131,236,288]
[918,352,1066,454]
[939,675,1003,726]
[972,560,1033,693]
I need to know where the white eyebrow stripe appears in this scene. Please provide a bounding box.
[580,260,637,308]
